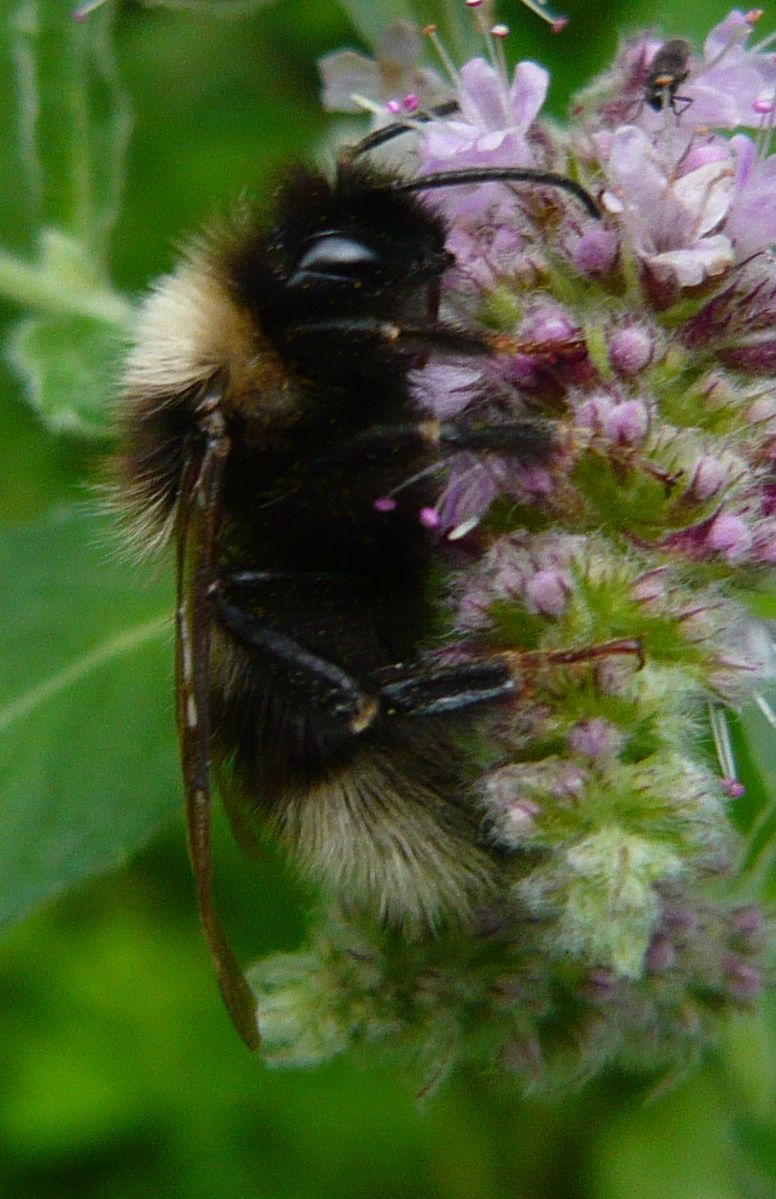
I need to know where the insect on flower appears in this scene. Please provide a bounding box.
[114,111,602,1048]
[643,38,692,115]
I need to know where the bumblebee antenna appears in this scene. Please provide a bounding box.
[345,101,600,219]
[390,167,601,220]
[349,101,460,159]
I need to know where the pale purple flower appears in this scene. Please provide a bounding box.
[577,10,776,133]
[725,134,776,258]
[319,20,451,114]
[685,10,776,130]
[601,126,736,286]
[420,57,549,170]
[433,451,506,537]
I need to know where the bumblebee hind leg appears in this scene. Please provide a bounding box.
[211,573,515,931]
[212,579,515,736]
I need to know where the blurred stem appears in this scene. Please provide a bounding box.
[12,0,131,265]
[0,247,132,326]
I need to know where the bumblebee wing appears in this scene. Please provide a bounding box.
[215,763,267,861]
[175,383,260,1050]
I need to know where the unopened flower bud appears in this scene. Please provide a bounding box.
[608,326,655,376]
[505,798,542,837]
[645,934,676,973]
[568,718,623,760]
[525,568,571,617]
[706,513,752,561]
[582,968,618,1001]
[687,455,729,502]
[603,400,649,445]
[723,956,763,1003]
[576,394,613,433]
[572,227,619,275]
[731,904,765,944]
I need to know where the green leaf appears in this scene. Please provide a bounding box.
[592,1070,740,1199]
[7,309,124,438]
[11,0,132,270]
[738,689,776,894]
[0,506,179,931]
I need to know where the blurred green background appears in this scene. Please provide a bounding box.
[2,0,776,1195]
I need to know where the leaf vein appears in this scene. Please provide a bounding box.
[0,613,169,733]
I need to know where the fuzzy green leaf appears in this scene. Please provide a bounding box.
[0,506,178,931]
[7,309,124,438]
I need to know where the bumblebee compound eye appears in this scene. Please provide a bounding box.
[290,233,383,286]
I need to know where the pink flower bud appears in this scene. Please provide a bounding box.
[663,905,696,933]
[505,798,541,836]
[688,456,728,502]
[525,569,570,617]
[515,466,554,498]
[572,227,618,275]
[731,905,764,940]
[603,400,649,445]
[583,969,617,1001]
[608,327,654,377]
[706,513,752,561]
[522,306,578,345]
[576,395,613,433]
[567,718,623,760]
[746,397,776,425]
[723,957,762,1002]
[645,935,676,973]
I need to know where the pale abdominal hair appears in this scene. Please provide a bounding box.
[208,624,503,933]
[272,755,497,932]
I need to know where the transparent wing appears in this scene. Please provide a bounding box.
[175,383,260,1050]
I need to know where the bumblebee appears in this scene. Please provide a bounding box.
[116,125,599,1047]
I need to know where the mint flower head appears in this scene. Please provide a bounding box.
[251,9,776,1092]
